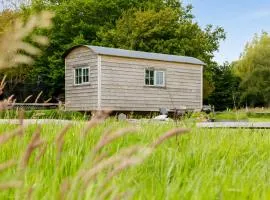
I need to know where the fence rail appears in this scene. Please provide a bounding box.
[9,103,63,110]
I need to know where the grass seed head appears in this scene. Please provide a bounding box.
[34,91,43,103]
[23,95,33,103]
[44,98,52,104]
[35,142,48,162]
[103,147,153,184]
[0,11,54,69]
[18,109,24,127]
[82,110,111,137]
[0,127,23,145]
[0,180,23,190]
[56,124,72,163]
[21,126,44,169]
[60,179,71,200]
[151,128,190,148]
[0,159,17,173]
[81,118,102,137]
[82,145,144,184]
[0,95,15,111]
[93,127,138,154]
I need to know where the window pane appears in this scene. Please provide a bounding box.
[145,69,154,85]
[145,69,149,78]
[75,69,79,84]
[156,72,160,85]
[85,75,89,82]
[156,71,164,86]
[150,70,154,78]
[145,78,149,85]
[86,68,89,82]
[145,69,150,85]
[83,68,89,83]
[78,76,82,84]
[150,77,154,85]
[82,68,87,76]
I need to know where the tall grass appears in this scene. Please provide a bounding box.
[0,116,190,199]
[0,120,269,199]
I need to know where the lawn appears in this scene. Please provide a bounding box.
[215,111,270,122]
[0,119,269,199]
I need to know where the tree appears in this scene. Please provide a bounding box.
[208,63,240,111]
[96,7,225,64]
[2,0,225,102]
[235,32,270,78]
[234,32,270,107]
[96,7,225,100]
[240,67,270,107]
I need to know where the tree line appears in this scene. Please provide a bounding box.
[0,0,269,110]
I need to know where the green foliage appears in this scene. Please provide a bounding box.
[96,6,225,101]
[189,111,209,122]
[240,67,270,107]
[235,32,270,78]
[1,0,225,102]
[234,33,270,107]
[96,8,225,64]
[208,63,241,110]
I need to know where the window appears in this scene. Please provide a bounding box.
[74,67,89,85]
[155,71,165,86]
[145,69,165,87]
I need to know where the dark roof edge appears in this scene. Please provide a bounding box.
[63,45,205,66]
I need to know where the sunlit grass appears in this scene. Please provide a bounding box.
[0,120,269,199]
[248,118,270,122]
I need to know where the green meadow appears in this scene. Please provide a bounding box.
[0,119,269,200]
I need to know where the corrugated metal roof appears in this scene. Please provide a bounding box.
[65,45,205,65]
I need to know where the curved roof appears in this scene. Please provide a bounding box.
[64,45,205,65]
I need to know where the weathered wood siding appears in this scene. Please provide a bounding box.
[65,47,98,111]
[100,55,203,111]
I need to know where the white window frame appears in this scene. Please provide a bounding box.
[145,68,165,87]
[74,66,90,86]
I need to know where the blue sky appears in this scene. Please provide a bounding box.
[183,0,270,64]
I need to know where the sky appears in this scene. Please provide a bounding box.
[183,0,270,64]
